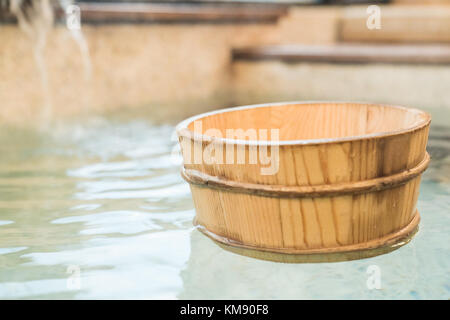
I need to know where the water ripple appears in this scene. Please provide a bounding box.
[0,113,448,299]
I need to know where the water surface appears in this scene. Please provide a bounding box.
[0,109,448,299]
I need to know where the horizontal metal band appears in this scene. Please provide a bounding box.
[181,152,430,198]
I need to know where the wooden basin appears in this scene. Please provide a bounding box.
[176,102,431,262]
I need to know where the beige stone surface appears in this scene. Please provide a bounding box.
[393,0,450,4]
[0,24,260,123]
[231,61,450,109]
[0,6,341,124]
[1,4,450,125]
[340,5,450,43]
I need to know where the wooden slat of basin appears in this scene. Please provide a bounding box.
[232,44,450,64]
[196,213,420,263]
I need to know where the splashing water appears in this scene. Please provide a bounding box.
[8,0,92,120]
[9,0,54,120]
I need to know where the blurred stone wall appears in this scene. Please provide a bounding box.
[1,4,450,124]
[0,6,339,124]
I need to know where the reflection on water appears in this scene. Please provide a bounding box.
[0,110,448,299]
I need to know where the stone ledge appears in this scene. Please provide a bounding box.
[232,44,450,64]
[1,2,289,24]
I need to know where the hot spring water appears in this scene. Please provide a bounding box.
[0,108,448,299]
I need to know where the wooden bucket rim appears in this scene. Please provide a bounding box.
[176,101,431,146]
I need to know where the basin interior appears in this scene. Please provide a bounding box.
[187,103,429,142]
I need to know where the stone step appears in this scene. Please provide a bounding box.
[339,5,450,43]
[232,43,450,64]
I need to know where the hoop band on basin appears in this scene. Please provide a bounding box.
[181,152,430,198]
[193,212,420,263]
